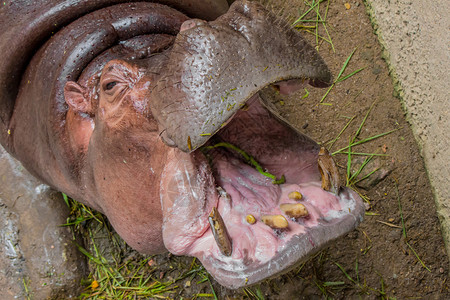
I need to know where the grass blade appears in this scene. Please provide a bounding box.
[352,101,375,144]
[323,281,345,286]
[335,67,365,83]
[337,48,357,80]
[320,48,361,102]
[327,115,355,150]
[332,128,400,155]
[339,152,389,156]
[335,262,356,284]
[292,0,322,25]
[348,155,374,183]
[346,139,352,186]
[352,167,380,185]
[62,193,70,207]
[320,83,334,103]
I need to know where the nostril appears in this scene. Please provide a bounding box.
[159,129,177,147]
[180,19,207,32]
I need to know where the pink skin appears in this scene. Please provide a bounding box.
[64,81,95,162]
[64,59,169,253]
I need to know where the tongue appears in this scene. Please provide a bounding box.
[194,151,345,261]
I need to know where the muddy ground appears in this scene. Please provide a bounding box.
[15,0,448,299]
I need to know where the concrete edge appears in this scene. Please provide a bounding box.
[362,0,450,259]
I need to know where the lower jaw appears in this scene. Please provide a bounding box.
[161,94,365,289]
[198,186,365,289]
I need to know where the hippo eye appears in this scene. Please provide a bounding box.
[104,81,117,91]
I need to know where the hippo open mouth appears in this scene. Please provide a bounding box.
[0,0,365,290]
[159,89,365,288]
[145,1,366,289]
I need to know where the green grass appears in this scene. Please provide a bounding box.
[23,277,31,300]
[76,238,215,299]
[323,102,399,202]
[293,0,335,52]
[320,48,365,104]
[243,285,265,300]
[202,142,285,184]
[292,0,367,106]
[333,260,395,298]
[332,116,399,157]
[62,195,217,299]
[62,193,104,230]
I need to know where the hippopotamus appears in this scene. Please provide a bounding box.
[0,0,364,289]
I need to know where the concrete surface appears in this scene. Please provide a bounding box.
[364,0,450,254]
[0,146,86,299]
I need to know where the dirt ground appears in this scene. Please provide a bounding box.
[72,0,449,299]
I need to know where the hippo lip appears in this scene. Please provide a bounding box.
[160,88,365,289]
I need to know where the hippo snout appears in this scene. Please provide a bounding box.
[150,0,332,153]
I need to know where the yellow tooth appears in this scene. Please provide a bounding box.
[187,136,192,151]
[246,214,256,224]
[208,207,232,256]
[261,215,289,229]
[280,203,309,218]
[288,191,303,200]
[318,147,340,194]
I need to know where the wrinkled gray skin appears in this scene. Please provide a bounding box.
[0,0,364,289]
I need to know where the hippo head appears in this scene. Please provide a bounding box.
[63,0,364,289]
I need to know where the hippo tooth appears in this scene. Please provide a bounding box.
[261,215,289,229]
[280,203,309,219]
[288,191,303,200]
[317,147,341,194]
[208,207,232,256]
[187,136,192,151]
[246,214,256,224]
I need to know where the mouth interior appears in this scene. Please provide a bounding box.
[160,86,363,288]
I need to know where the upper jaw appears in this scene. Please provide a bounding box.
[149,0,332,152]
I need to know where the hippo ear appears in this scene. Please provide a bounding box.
[64,81,92,114]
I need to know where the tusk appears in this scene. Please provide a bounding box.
[261,214,289,229]
[209,207,232,256]
[317,147,340,194]
[288,191,303,200]
[280,203,309,218]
